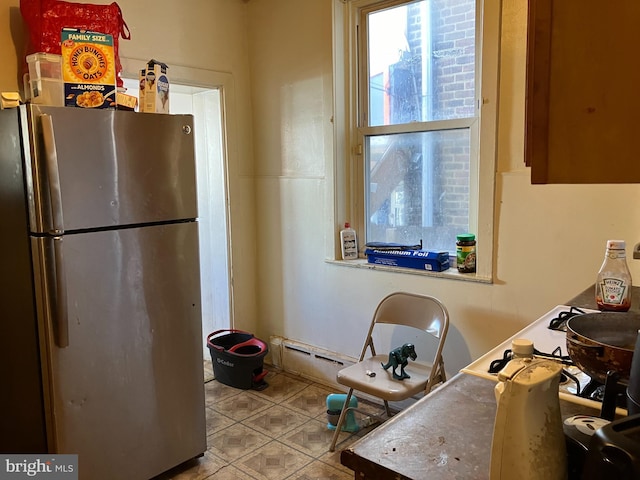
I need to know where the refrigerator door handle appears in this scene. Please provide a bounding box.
[40,114,65,235]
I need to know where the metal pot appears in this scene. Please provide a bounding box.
[627,333,640,414]
[565,312,640,383]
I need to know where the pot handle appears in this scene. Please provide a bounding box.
[567,334,605,356]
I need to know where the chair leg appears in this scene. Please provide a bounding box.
[434,360,446,387]
[383,400,391,417]
[329,389,354,452]
[440,360,447,382]
[424,362,446,396]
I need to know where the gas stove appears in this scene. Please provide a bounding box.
[461,305,628,417]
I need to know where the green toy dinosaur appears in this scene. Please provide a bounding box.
[381,343,417,380]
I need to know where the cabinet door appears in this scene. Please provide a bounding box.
[526,0,640,184]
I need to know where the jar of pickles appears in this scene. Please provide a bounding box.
[456,234,476,273]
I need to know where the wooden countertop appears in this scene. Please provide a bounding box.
[341,373,602,479]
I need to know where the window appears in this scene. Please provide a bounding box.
[334,0,499,280]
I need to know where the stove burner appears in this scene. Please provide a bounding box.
[575,372,629,421]
[548,306,587,331]
[561,368,584,396]
[488,346,583,396]
[488,346,573,374]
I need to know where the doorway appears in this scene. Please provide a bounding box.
[122,77,232,357]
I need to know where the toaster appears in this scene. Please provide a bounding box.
[581,413,640,479]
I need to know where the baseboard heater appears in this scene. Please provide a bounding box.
[267,335,442,409]
[268,336,355,390]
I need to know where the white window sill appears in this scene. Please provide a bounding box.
[325,258,492,284]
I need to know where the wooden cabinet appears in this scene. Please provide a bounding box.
[525,0,640,183]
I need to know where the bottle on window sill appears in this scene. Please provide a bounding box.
[340,223,358,260]
[595,239,632,311]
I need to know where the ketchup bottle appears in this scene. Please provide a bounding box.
[595,240,632,311]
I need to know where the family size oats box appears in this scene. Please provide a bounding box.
[142,60,170,114]
[61,28,117,109]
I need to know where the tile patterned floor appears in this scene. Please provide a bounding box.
[152,361,381,479]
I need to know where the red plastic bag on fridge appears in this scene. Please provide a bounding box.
[20,0,131,87]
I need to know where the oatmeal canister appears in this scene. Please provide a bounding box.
[456,233,476,273]
[61,28,117,109]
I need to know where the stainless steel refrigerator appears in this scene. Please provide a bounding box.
[0,104,207,479]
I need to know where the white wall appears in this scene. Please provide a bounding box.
[246,0,640,374]
[3,0,640,376]
[112,0,260,348]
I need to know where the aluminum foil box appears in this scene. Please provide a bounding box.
[365,249,450,272]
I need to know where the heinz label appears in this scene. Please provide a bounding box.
[599,277,628,306]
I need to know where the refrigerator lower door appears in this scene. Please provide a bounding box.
[35,222,206,480]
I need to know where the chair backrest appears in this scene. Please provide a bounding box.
[361,292,449,365]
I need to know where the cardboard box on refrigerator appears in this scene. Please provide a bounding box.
[365,249,450,272]
[142,60,170,113]
[60,28,117,109]
[138,68,146,110]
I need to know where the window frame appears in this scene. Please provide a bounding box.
[331,0,499,282]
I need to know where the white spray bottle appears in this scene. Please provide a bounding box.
[340,223,358,260]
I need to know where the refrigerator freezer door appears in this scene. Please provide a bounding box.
[36,222,206,479]
[24,105,197,233]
